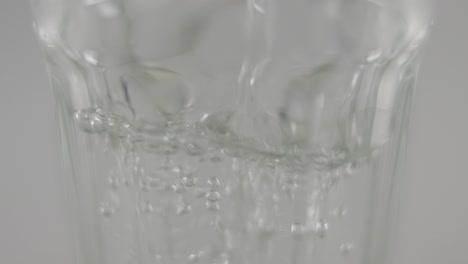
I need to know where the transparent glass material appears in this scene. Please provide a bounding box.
[32,1,434,264]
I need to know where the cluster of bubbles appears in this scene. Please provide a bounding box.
[74,107,359,175]
[75,106,358,262]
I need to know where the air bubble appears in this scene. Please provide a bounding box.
[141,201,154,214]
[252,0,267,14]
[366,50,382,63]
[344,161,357,177]
[104,116,132,138]
[205,200,220,211]
[340,243,353,256]
[189,253,203,262]
[282,176,299,198]
[207,176,221,188]
[209,155,223,163]
[182,175,197,187]
[200,112,232,136]
[139,177,153,192]
[89,112,105,132]
[194,187,208,198]
[173,165,188,175]
[331,206,348,218]
[124,176,134,187]
[161,143,179,156]
[188,252,202,262]
[99,202,115,218]
[114,122,132,138]
[205,190,221,202]
[74,109,105,134]
[111,102,135,122]
[85,0,122,17]
[171,183,184,193]
[35,27,56,47]
[177,203,192,216]
[83,0,103,5]
[213,253,230,264]
[232,158,240,172]
[314,219,329,238]
[186,142,205,156]
[83,50,100,66]
[108,176,120,190]
[257,220,276,238]
[291,223,306,236]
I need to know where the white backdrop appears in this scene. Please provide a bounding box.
[0,1,467,263]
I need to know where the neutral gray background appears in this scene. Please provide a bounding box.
[0,1,467,264]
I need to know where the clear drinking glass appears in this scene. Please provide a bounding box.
[31,0,434,264]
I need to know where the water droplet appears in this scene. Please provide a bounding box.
[205,190,221,202]
[340,243,353,256]
[205,200,220,211]
[314,219,329,238]
[185,142,205,156]
[207,176,221,188]
[176,203,192,216]
[99,202,115,217]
